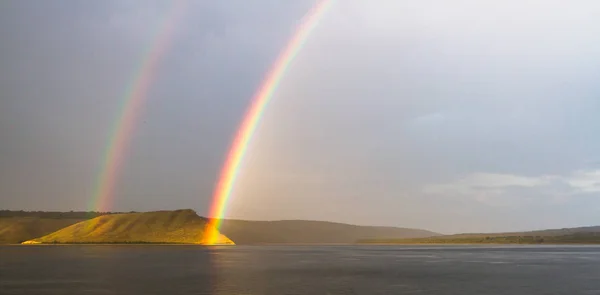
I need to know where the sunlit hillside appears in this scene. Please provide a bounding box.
[22,209,234,245]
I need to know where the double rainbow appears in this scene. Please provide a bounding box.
[90,0,333,245]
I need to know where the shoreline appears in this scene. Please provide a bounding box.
[5,242,600,246]
[356,242,600,246]
[12,243,235,246]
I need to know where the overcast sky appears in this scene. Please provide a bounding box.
[1,0,600,233]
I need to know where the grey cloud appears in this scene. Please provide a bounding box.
[424,170,600,207]
[2,0,600,233]
[226,0,600,232]
[0,0,313,211]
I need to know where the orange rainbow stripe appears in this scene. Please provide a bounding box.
[206,0,334,244]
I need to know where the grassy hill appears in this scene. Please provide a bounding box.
[13,208,600,245]
[215,219,440,244]
[358,226,600,245]
[0,217,87,244]
[0,210,126,244]
[22,209,234,245]
[2,210,439,245]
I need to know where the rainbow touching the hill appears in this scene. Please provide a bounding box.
[206,0,335,244]
[90,1,187,212]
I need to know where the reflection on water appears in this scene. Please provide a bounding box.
[210,246,268,295]
[1,245,600,294]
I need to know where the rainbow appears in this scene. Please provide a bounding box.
[90,1,187,212]
[206,0,334,244]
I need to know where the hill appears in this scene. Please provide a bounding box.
[0,217,87,244]
[498,226,600,237]
[215,219,440,244]
[358,226,600,245]
[3,210,439,245]
[0,210,127,244]
[22,209,234,245]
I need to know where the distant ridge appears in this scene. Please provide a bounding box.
[213,219,440,244]
[358,226,600,244]
[0,217,87,244]
[22,209,234,245]
[0,210,119,219]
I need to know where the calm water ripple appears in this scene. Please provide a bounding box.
[1,245,600,295]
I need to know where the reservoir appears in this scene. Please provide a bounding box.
[1,245,599,294]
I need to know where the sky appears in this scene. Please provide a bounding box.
[1,0,600,234]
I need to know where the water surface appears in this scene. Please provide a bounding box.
[1,245,599,294]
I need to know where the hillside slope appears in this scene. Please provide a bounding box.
[493,226,600,237]
[216,219,440,244]
[358,226,600,244]
[0,217,86,244]
[23,210,234,245]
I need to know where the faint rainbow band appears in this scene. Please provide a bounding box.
[90,0,187,212]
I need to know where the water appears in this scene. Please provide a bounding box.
[1,245,600,295]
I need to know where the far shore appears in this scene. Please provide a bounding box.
[356,242,600,246]
[8,242,600,246]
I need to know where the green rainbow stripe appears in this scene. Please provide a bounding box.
[90,1,187,212]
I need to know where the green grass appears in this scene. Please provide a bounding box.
[22,209,234,245]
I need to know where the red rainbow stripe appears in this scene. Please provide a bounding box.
[90,1,187,212]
